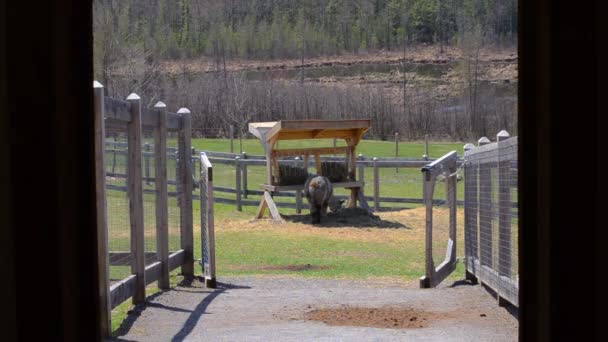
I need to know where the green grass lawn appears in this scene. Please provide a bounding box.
[191,137,464,159]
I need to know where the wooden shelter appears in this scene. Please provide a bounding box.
[249,120,372,221]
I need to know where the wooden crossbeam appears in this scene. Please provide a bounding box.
[272,146,349,158]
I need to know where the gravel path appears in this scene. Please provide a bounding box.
[112,276,518,342]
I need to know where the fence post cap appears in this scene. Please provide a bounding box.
[154,101,167,108]
[497,130,510,141]
[235,155,241,160]
[478,137,491,145]
[463,143,475,151]
[294,156,300,160]
[372,157,378,161]
[177,107,191,114]
[423,154,429,160]
[126,93,140,100]
[93,80,103,88]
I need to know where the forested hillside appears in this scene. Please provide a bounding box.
[94,0,517,141]
[94,0,516,63]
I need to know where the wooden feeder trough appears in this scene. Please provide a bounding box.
[248,119,372,221]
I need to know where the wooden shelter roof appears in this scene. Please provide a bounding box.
[249,120,371,153]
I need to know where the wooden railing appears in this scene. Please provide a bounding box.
[94,81,205,337]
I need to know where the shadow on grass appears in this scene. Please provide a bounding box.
[111,277,251,341]
[282,207,409,229]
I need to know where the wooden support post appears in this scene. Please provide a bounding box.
[395,132,399,173]
[463,143,478,280]
[420,169,434,288]
[153,101,170,290]
[477,137,492,267]
[242,152,248,198]
[235,156,242,211]
[423,134,429,160]
[294,156,302,214]
[177,108,194,277]
[357,154,365,185]
[93,81,111,337]
[144,143,151,184]
[229,125,234,153]
[199,153,216,288]
[314,153,322,175]
[497,130,512,277]
[303,154,309,174]
[373,157,379,211]
[126,93,146,304]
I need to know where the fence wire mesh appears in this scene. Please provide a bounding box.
[167,131,181,252]
[142,128,157,266]
[464,136,518,305]
[105,129,131,281]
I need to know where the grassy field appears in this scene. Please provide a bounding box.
[107,138,467,335]
[190,137,464,159]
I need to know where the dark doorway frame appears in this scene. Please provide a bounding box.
[1,0,603,341]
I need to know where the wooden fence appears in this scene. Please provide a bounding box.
[463,131,518,307]
[197,151,465,212]
[94,81,214,337]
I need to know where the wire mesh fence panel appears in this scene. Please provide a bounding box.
[431,181,452,269]
[464,136,518,306]
[167,131,181,252]
[105,127,131,282]
[142,128,157,266]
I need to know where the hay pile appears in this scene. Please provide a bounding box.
[321,161,349,183]
[277,164,310,186]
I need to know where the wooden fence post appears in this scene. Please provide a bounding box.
[497,130,512,278]
[373,157,379,211]
[154,101,170,289]
[423,134,429,160]
[294,156,302,214]
[177,108,194,277]
[144,143,151,184]
[477,136,492,268]
[94,81,111,337]
[126,93,146,303]
[235,155,242,211]
[463,142,478,283]
[229,125,234,153]
[395,132,399,173]
[241,152,248,198]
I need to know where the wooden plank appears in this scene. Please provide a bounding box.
[241,152,248,198]
[144,261,162,285]
[373,158,379,211]
[168,249,185,271]
[206,171,216,286]
[154,101,170,289]
[264,191,283,221]
[126,93,146,304]
[255,196,268,219]
[141,107,160,127]
[177,108,194,277]
[295,189,302,214]
[235,157,242,211]
[166,113,182,131]
[419,176,435,288]
[110,275,137,309]
[93,82,111,336]
[272,146,349,158]
[104,97,131,122]
[314,153,322,175]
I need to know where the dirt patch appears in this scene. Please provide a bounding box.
[229,264,332,272]
[305,306,452,329]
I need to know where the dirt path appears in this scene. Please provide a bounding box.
[112,276,517,341]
